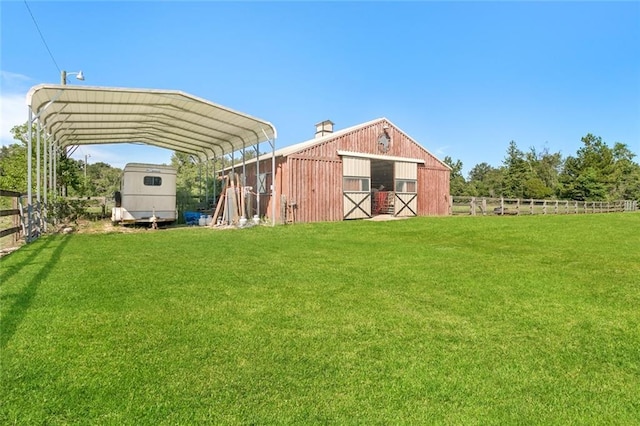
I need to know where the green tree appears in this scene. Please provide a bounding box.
[1,122,82,197]
[611,142,640,200]
[523,147,562,199]
[502,141,529,198]
[85,162,121,197]
[0,142,28,192]
[467,162,503,197]
[443,156,467,196]
[559,134,617,201]
[57,154,82,197]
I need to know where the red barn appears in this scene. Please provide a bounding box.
[233,118,450,223]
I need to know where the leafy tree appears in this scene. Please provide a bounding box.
[523,147,562,199]
[57,154,82,197]
[502,141,529,198]
[0,142,28,192]
[611,142,640,200]
[443,156,467,196]
[85,162,121,197]
[522,176,553,199]
[1,122,82,197]
[560,133,634,201]
[467,162,503,197]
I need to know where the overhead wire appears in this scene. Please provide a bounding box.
[23,0,60,73]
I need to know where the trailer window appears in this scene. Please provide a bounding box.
[144,176,162,186]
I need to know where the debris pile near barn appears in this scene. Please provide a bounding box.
[211,172,257,228]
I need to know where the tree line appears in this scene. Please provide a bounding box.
[444,134,640,201]
[2,123,639,204]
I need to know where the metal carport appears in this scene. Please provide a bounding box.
[24,84,277,239]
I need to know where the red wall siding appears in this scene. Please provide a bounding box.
[418,166,450,215]
[288,156,343,223]
[238,119,450,223]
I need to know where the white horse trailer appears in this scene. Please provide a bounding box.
[112,163,177,225]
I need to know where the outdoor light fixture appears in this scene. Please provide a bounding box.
[61,70,85,85]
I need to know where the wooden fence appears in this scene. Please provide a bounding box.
[451,197,638,216]
[1,190,26,251]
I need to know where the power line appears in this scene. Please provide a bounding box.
[23,0,60,73]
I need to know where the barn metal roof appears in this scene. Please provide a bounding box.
[26,84,277,160]
[227,117,451,170]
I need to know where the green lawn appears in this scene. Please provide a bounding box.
[2,214,639,424]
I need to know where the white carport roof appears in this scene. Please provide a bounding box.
[26,84,277,160]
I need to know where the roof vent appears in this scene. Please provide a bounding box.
[315,120,334,138]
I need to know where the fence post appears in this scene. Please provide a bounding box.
[12,195,19,244]
[482,198,487,216]
[554,200,558,214]
[470,197,476,216]
[530,199,534,215]
[543,200,547,215]
[516,198,520,215]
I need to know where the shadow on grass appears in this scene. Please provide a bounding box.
[0,235,71,349]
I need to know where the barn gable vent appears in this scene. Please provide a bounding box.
[315,120,334,138]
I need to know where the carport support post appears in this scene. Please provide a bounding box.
[27,107,33,242]
[211,154,218,210]
[53,143,57,199]
[242,143,246,218]
[205,156,210,207]
[43,132,48,232]
[255,144,260,219]
[198,158,202,203]
[36,122,41,203]
[242,144,246,186]
[271,139,276,226]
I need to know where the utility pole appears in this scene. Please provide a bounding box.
[84,154,91,186]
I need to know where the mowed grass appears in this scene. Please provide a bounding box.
[1,214,639,424]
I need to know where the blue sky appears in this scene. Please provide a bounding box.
[1,1,639,176]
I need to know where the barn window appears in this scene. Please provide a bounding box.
[143,176,162,186]
[259,173,271,194]
[343,177,370,192]
[395,179,416,193]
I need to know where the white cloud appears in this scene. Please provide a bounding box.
[0,93,27,145]
[434,145,449,157]
[0,71,32,146]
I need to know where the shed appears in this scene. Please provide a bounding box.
[231,118,451,223]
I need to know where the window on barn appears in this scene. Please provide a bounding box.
[395,179,416,193]
[144,176,162,186]
[343,177,370,192]
[259,173,271,194]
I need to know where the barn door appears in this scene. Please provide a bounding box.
[343,157,371,220]
[394,162,417,217]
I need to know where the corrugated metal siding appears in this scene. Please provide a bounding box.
[343,157,370,177]
[395,161,417,179]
